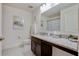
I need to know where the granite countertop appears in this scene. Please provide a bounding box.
[31,34,78,52]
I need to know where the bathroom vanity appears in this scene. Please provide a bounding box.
[31,36,52,56]
[31,35,78,56]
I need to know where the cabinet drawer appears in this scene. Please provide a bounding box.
[31,36,41,44]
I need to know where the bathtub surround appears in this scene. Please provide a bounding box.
[2,5,33,55]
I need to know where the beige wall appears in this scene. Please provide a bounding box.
[31,7,41,34]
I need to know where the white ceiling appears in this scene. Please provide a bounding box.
[3,3,41,12]
[3,3,78,16]
[42,3,78,17]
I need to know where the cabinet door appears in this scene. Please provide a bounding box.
[41,41,52,56]
[31,37,41,56]
[36,43,41,56]
[31,40,36,54]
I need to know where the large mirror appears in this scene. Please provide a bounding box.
[40,3,78,35]
[40,3,61,32]
[41,13,60,32]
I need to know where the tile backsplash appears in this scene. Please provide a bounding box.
[50,33,68,39]
[39,31,78,40]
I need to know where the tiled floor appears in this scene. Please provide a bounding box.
[2,45,35,56]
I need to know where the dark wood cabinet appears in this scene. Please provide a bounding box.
[31,36,78,56]
[41,40,52,56]
[31,40,36,54]
[35,43,41,56]
[31,36,52,56]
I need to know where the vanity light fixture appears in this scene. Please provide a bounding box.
[40,3,60,13]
